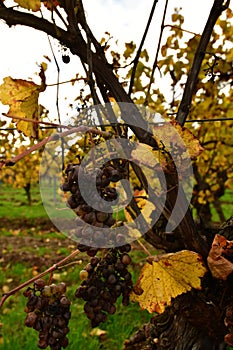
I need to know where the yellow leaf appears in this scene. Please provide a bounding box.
[123,41,136,59]
[0,74,46,138]
[152,119,204,160]
[14,0,41,11]
[130,250,207,314]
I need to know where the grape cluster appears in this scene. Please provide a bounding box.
[61,161,127,248]
[24,279,70,350]
[75,247,133,327]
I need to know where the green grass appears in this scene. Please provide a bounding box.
[210,190,233,223]
[0,184,48,219]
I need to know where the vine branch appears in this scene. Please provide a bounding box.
[144,0,169,106]
[0,1,156,145]
[128,0,159,96]
[176,0,230,126]
[0,126,111,169]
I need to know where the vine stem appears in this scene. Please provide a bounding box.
[144,0,169,106]
[136,239,151,256]
[0,126,111,169]
[0,249,80,309]
[176,0,230,125]
[128,0,159,96]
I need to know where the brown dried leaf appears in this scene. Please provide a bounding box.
[207,234,233,280]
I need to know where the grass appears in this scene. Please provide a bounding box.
[0,184,48,219]
[210,190,233,223]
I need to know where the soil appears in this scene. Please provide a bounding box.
[0,218,77,268]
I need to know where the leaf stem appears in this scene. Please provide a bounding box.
[137,239,152,256]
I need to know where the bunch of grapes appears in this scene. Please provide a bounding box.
[24,279,70,350]
[61,160,128,249]
[75,247,133,327]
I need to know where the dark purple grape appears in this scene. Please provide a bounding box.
[25,312,37,327]
[62,54,70,64]
[107,274,117,284]
[37,338,48,349]
[121,253,132,265]
[90,256,100,267]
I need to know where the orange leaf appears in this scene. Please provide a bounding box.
[207,234,233,280]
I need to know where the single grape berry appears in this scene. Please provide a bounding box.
[79,269,89,281]
[121,254,132,266]
[62,54,70,64]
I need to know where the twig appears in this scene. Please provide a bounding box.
[2,113,70,129]
[47,77,86,86]
[0,249,80,309]
[57,260,83,270]
[176,0,230,126]
[136,239,151,256]
[47,34,61,127]
[163,25,201,37]
[144,0,169,106]
[0,126,111,168]
[128,0,159,96]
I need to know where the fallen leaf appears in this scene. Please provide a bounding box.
[90,328,107,340]
[207,234,233,280]
[131,250,207,314]
[2,285,10,294]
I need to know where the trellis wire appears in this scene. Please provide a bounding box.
[0,117,233,131]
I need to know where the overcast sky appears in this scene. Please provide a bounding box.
[0,0,230,122]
